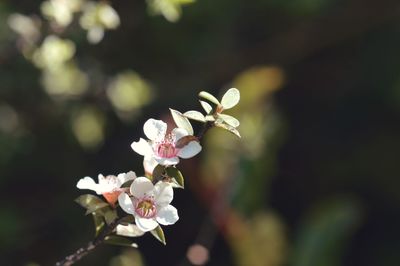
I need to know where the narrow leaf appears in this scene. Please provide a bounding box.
[75,194,109,213]
[165,167,184,188]
[221,88,240,109]
[199,100,213,114]
[104,235,138,248]
[198,91,220,105]
[152,164,165,184]
[169,108,193,135]
[184,110,206,122]
[92,213,105,237]
[150,225,166,245]
[121,179,134,188]
[218,114,240,128]
[96,206,118,225]
[215,121,241,138]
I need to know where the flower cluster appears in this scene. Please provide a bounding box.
[75,88,240,246]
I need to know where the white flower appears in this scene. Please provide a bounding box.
[131,118,202,166]
[77,171,136,205]
[118,177,179,232]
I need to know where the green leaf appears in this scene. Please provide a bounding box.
[75,194,109,214]
[169,108,193,135]
[119,215,135,225]
[184,110,206,122]
[165,167,184,188]
[121,179,134,188]
[96,207,118,225]
[92,213,105,237]
[199,100,213,114]
[152,164,166,184]
[150,225,166,245]
[221,88,240,109]
[218,114,240,128]
[104,235,138,248]
[198,91,220,105]
[215,121,241,138]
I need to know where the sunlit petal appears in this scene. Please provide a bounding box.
[177,141,202,159]
[118,192,135,215]
[156,205,179,225]
[143,118,167,141]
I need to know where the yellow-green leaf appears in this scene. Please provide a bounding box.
[198,91,220,105]
[221,88,240,109]
[150,225,166,245]
[184,110,206,122]
[170,108,193,135]
[166,167,184,188]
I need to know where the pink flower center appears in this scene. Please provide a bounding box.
[155,135,178,158]
[135,198,157,218]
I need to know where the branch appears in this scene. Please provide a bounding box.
[55,216,125,266]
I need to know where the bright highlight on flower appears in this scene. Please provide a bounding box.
[131,118,202,166]
[118,177,179,232]
[77,171,136,205]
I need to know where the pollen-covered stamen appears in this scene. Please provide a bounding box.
[155,134,178,158]
[135,198,157,218]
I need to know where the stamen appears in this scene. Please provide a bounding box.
[135,198,157,218]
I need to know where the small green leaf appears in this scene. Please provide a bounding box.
[184,110,206,122]
[221,88,240,109]
[92,213,105,237]
[119,215,135,225]
[104,235,138,248]
[96,206,118,225]
[198,91,220,105]
[151,225,166,245]
[218,114,240,128]
[169,108,193,135]
[75,194,109,214]
[165,167,184,188]
[215,121,241,138]
[199,100,213,114]
[121,179,134,188]
[152,164,166,184]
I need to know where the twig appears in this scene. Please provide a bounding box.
[55,216,125,266]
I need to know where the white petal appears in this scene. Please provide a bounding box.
[131,138,153,156]
[155,156,180,166]
[135,216,158,232]
[172,127,188,141]
[130,177,154,198]
[117,171,136,186]
[116,224,145,237]
[76,176,101,194]
[156,205,179,225]
[143,118,167,141]
[154,182,173,207]
[143,156,158,175]
[177,141,202,159]
[118,193,135,215]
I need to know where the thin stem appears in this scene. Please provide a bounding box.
[55,216,125,266]
[196,121,214,140]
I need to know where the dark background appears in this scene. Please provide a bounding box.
[1,0,400,265]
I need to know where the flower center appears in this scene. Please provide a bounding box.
[156,142,177,158]
[135,198,157,218]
